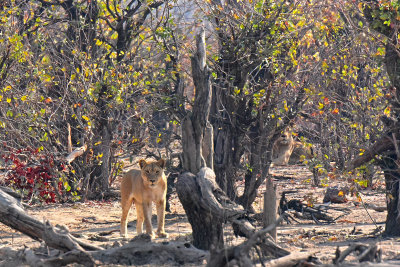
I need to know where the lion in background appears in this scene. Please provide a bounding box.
[271,129,295,166]
[120,158,168,239]
[271,129,313,166]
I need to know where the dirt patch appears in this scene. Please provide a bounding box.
[0,165,399,266]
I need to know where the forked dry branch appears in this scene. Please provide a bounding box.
[177,167,289,265]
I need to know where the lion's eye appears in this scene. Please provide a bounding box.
[155,170,159,174]
[146,170,150,174]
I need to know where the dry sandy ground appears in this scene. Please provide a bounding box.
[0,165,399,266]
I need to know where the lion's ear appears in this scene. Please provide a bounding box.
[157,158,166,169]
[138,159,147,169]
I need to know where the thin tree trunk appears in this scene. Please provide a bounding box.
[380,155,400,236]
[91,84,112,194]
[347,133,400,236]
[100,126,111,191]
[263,176,277,241]
[214,128,239,200]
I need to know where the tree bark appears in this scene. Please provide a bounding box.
[214,128,239,200]
[362,2,400,236]
[263,176,277,241]
[176,171,224,250]
[181,28,213,174]
[207,215,288,267]
[91,84,113,194]
[177,28,221,250]
[349,134,400,236]
[177,167,287,256]
[380,155,400,236]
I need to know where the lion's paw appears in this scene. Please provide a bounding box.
[157,231,169,238]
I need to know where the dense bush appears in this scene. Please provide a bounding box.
[1,146,76,204]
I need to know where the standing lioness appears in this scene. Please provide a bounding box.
[120,158,168,238]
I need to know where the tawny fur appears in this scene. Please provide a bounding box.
[271,129,295,166]
[120,159,168,239]
[288,141,313,164]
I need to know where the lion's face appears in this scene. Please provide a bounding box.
[271,129,295,165]
[139,159,166,188]
[276,131,292,146]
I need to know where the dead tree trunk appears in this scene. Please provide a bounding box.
[176,167,288,258]
[181,28,213,174]
[176,171,224,250]
[177,28,222,250]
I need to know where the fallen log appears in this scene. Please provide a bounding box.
[24,248,96,267]
[23,235,208,267]
[265,252,315,267]
[0,188,101,251]
[90,235,208,266]
[0,188,208,266]
[0,185,22,200]
[333,243,381,264]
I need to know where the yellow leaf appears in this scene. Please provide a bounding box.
[384,106,391,116]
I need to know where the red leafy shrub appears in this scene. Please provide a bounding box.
[1,146,63,203]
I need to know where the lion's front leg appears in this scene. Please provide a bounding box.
[142,202,155,238]
[135,202,144,235]
[156,199,168,238]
